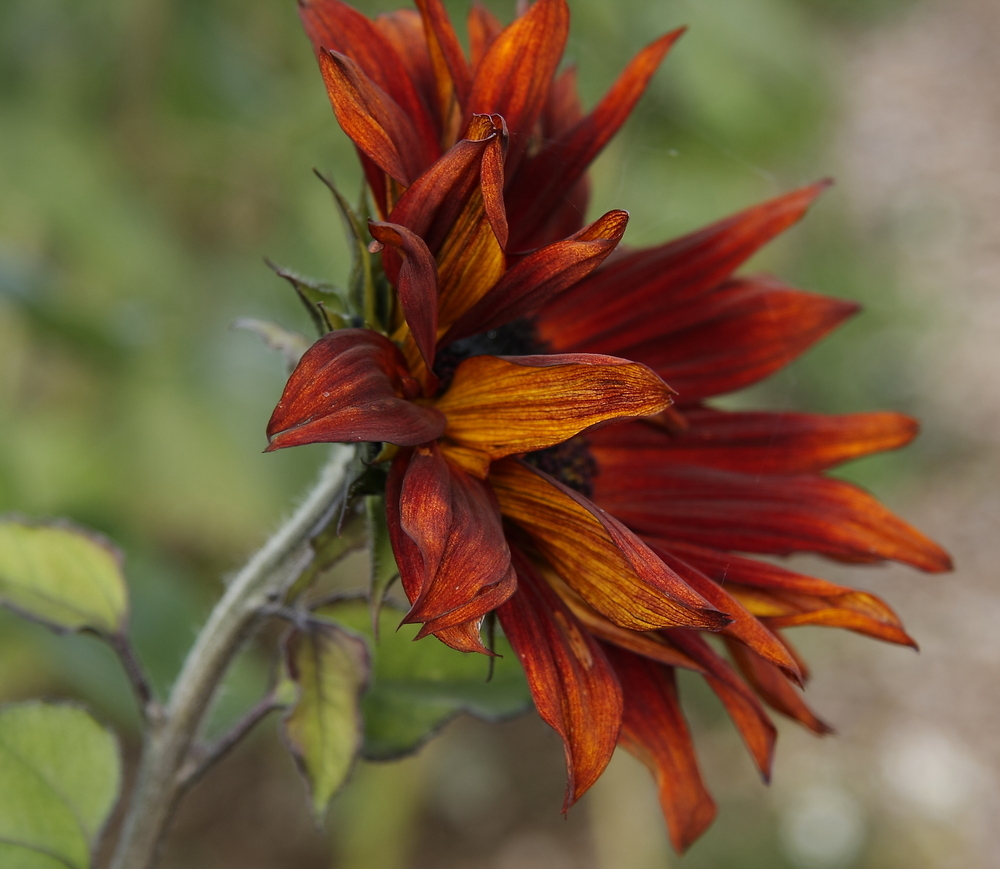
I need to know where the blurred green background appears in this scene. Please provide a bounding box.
[0,0,985,866]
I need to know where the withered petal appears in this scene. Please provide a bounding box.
[594,464,953,572]
[435,353,674,475]
[602,646,717,853]
[496,550,622,809]
[490,458,729,631]
[369,221,439,370]
[725,639,834,735]
[590,409,919,475]
[317,49,424,185]
[467,0,570,142]
[508,28,684,250]
[537,182,831,350]
[389,444,514,637]
[266,329,444,449]
[665,631,777,781]
[443,209,629,345]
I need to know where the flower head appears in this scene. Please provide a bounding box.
[268,0,951,851]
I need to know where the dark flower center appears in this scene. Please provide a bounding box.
[436,318,597,497]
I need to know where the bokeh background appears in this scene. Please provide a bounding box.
[1,0,995,866]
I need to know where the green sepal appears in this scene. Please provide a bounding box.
[265,258,348,336]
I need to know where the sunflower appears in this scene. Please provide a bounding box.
[267,0,951,852]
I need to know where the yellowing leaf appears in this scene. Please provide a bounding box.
[0,702,122,869]
[0,521,128,635]
[282,624,370,821]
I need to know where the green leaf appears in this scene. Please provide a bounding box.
[0,702,122,869]
[316,600,532,761]
[0,520,128,636]
[282,624,370,821]
[364,496,398,635]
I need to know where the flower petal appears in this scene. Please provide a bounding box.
[496,549,623,809]
[650,544,802,681]
[299,0,440,166]
[467,0,569,143]
[508,28,685,250]
[374,10,438,126]
[665,631,777,780]
[724,639,834,735]
[605,277,858,400]
[536,182,830,350]
[443,209,629,344]
[468,2,503,69]
[266,329,445,449]
[589,409,919,475]
[415,0,472,122]
[369,221,439,371]
[602,646,717,853]
[317,49,424,186]
[594,464,953,572]
[490,459,729,631]
[435,353,674,476]
[387,445,514,648]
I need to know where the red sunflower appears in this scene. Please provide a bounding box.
[267,0,952,852]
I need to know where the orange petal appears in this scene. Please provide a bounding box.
[299,0,440,166]
[509,28,685,250]
[537,182,831,351]
[603,646,717,853]
[374,10,438,131]
[435,353,674,475]
[666,631,777,781]
[725,639,834,736]
[496,549,623,809]
[443,209,629,345]
[590,409,919,475]
[266,329,444,449]
[490,459,729,631]
[594,465,953,573]
[369,221,438,371]
[467,0,569,141]
[414,0,471,131]
[317,49,424,185]
[386,444,514,645]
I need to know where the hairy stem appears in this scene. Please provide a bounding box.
[109,445,355,869]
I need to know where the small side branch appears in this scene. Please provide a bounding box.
[110,632,161,724]
[178,693,283,790]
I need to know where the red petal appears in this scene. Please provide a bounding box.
[725,639,834,735]
[368,221,439,370]
[490,459,730,631]
[590,409,919,474]
[594,465,953,572]
[299,0,439,166]
[443,209,629,345]
[265,329,444,449]
[602,646,717,853]
[508,29,685,250]
[650,545,802,681]
[467,0,569,144]
[665,631,777,780]
[606,277,858,400]
[388,444,515,644]
[317,50,425,185]
[537,182,831,350]
[496,550,623,809]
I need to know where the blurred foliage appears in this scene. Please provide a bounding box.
[0,0,932,866]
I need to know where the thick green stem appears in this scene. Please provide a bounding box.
[109,445,355,869]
